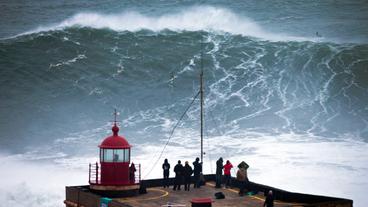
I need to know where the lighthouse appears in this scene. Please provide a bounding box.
[89,111,140,194]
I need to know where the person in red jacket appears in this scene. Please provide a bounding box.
[223,160,233,188]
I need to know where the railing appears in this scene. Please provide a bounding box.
[89,162,100,184]
[134,164,141,184]
[88,162,141,185]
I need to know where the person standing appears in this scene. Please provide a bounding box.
[223,160,233,188]
[183,161,193,191]
[193,157,202,188]
[129,162,136,184]
[236,165,248,196]
[215,157,224,188]
[173,160,184,191]
[264,190,274,207]
[162,159,170,188]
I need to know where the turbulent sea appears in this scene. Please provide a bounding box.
[1,1,368,206]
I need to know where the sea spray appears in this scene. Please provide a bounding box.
[13,6,309,42]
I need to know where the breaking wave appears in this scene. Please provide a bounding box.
[17,6,309,42]
[1,28,367,146]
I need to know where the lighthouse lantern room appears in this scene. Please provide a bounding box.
[89,110,140,192]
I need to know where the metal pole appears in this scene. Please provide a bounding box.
[139,164,141,183]
[96,162,99,184]
[200,33,204,171]
[88,163,91,183]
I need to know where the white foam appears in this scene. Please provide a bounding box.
[49,54,86,70]
[0,154,86,207]
[22,6,309,42]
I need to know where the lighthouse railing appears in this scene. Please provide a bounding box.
[89,162,100,184]
[133,164,141,184]
[89,162,141,185]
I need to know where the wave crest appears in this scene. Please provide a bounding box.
[24,6,308,42]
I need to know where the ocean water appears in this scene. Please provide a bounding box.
[1,1,368,206]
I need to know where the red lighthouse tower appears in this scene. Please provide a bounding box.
[89,111,140,193]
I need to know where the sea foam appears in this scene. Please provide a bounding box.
[21,6,309,42]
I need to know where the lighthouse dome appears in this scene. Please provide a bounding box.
[99,125,131,149]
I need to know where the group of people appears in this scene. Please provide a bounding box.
[215,157,249,196]
[162,157,202,191]
[162,157,247,194]
[215,157,234,188]
[161,157,274,207]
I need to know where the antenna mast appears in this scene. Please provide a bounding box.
[113,109,118,126]
[200,33,204,170]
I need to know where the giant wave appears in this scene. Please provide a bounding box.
[1,27,367,147]
[13,6,312,42]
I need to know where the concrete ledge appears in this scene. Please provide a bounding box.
[90,184,140,191]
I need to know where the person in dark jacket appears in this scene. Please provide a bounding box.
[264,190,274,207]
[193,157,202,188]
[183,161,193,191]
[162,159,170,188]
[173,160,184,190]
[129,162,136,184]
[215,157,224,188]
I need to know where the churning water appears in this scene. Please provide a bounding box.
[1,1,368,206]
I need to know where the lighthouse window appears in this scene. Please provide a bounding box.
[101,149,129,162]
[124,149,130,162]
[102,149,113,162]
